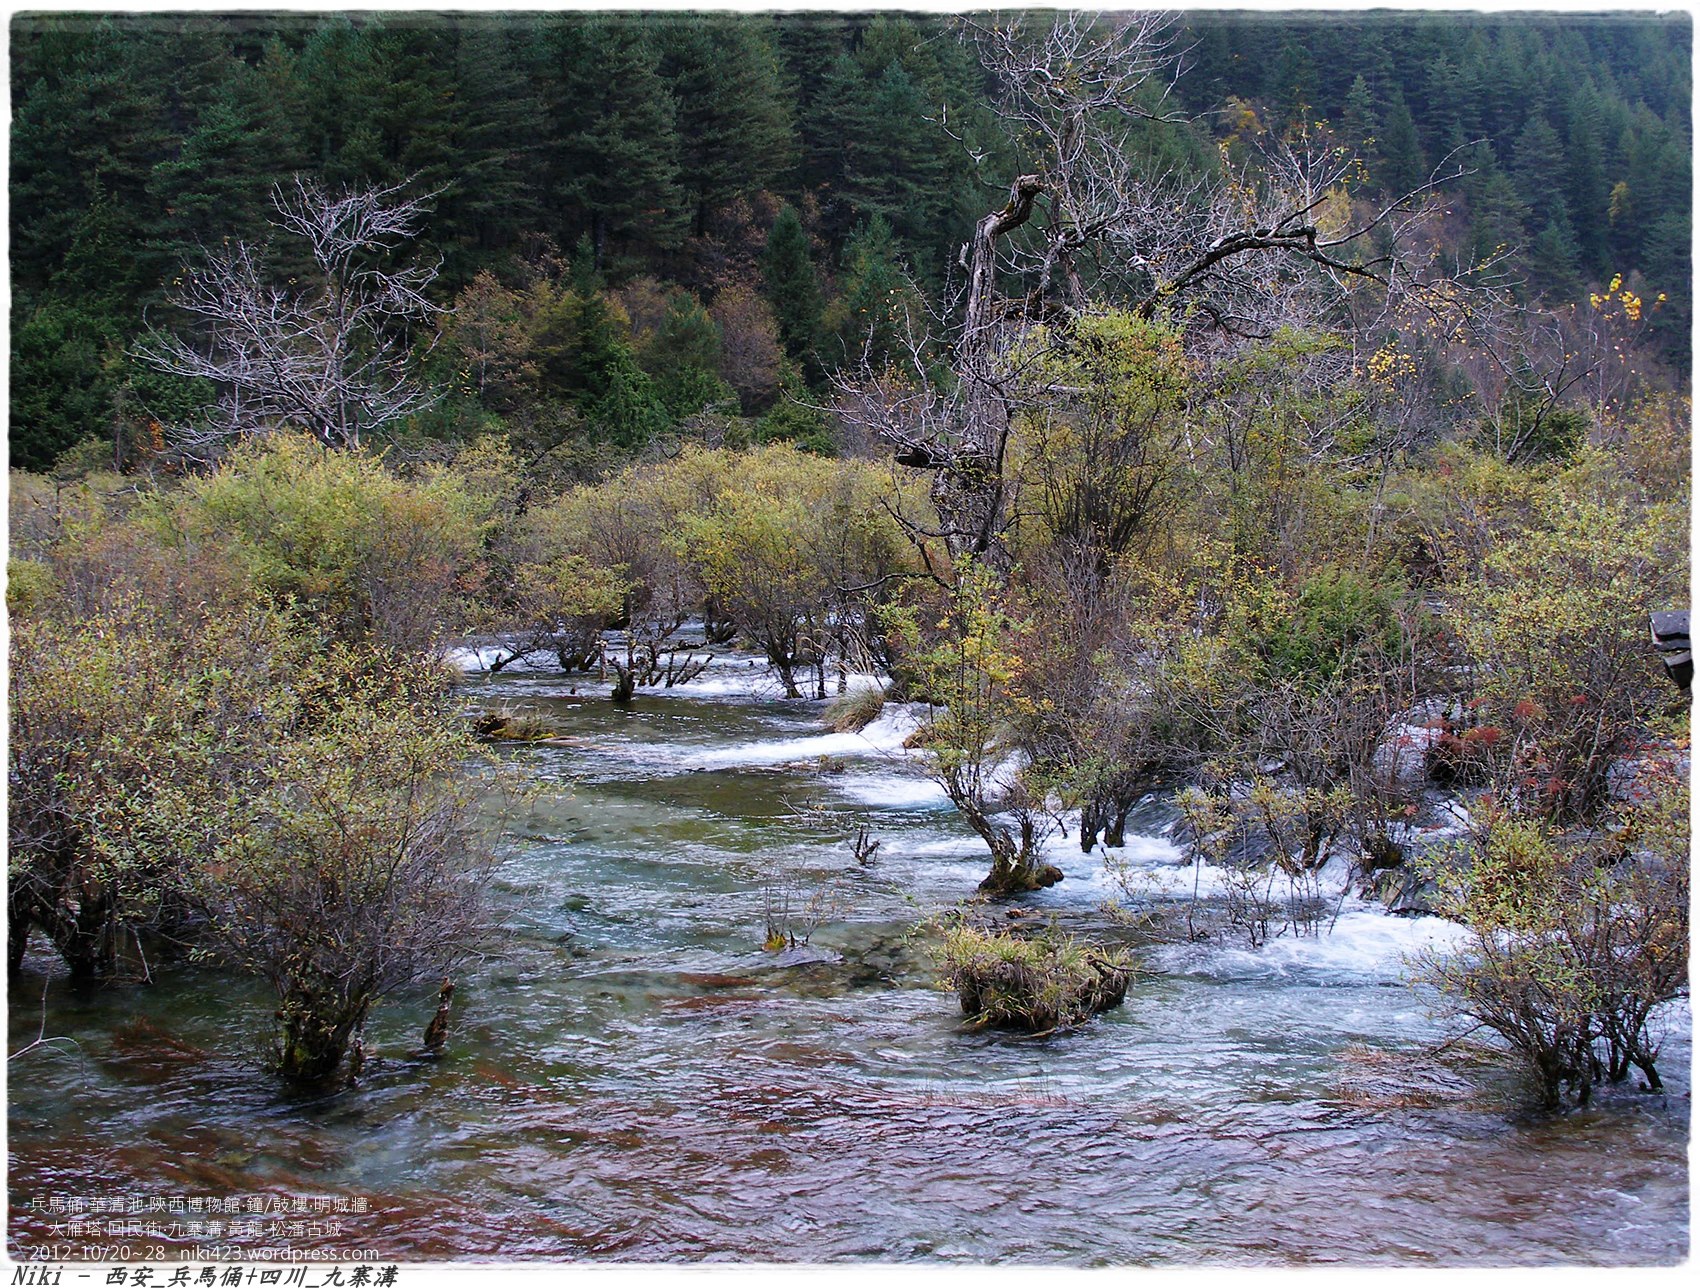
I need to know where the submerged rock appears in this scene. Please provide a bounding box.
[766,944,843,969]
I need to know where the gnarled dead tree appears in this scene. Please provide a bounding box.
[137,177,442,457]
[834,11,1491,572]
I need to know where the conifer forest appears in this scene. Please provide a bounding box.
[7,6,1692,1269]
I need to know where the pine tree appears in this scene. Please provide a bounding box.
[763,205,825,369]
[805,52,872,244]
[824,215,921,371]
[1511,116,1570,230]
[640,292,733,417]
[439,17,547,281]
[539,15,686,267]
[1528,213,1584,299]
[841,61,948,280]
[1376,87,1426,195]
[655,15,797,237]
[1340,74,1378,163]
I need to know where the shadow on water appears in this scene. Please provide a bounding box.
[8,662,1691,1264]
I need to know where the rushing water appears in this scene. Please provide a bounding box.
[7,652,1690,1265]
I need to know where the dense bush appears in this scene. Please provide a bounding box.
[1445,479,1685,819]
[1416,773,1689,1108]
[138,433,491,648]
[8,594,499,1084]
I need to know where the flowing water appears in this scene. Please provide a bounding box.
[7,653,1690,1265]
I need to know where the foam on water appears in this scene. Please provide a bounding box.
[1152,899,1473,982]
[671,704,920,771]
[833,769,951,809]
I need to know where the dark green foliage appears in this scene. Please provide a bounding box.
[1253,567,1402,687]
[1376,89,1427,195]
[758,369,835,455]
[5,7,1691,468]
[640,293,734,419]
[8,301,121,471]
[538,14,685,267]
[533,289,668,447]
[654,15,796,238]
[762,205,823,365]
[824,215,918,371]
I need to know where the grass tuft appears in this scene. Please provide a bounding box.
[935,920,1132,1034]
[822,686,886,733]
[471,705,553,742]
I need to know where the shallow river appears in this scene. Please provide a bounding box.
[7,653,1690,1264]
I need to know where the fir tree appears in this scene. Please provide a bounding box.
[762,205,824,366]
[655,15,797,238]
[539,15,685,267]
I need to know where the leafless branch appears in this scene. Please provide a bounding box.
[136,177,444,458]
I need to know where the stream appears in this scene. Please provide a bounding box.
[7,650,1690,1265]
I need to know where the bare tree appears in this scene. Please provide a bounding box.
[834,11,1488,571]
[137,177,443,456]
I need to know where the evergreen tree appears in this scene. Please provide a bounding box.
[640,292,733,417]
[1467,153,1532,268]
[655,15,797,237]
[539,15,685,266]
[291,16,390,188]
[1511,116,1570,230]
[439,18,547,280]
[533,288,669,445]
[1268,39,1319,129]
[1376,87,1426,195]
[775,11,853,194]
[1340,75,1378,163]
[762,205,824,367]
[1528,213,1584,299]
[824,215,921,371]
[806,52,872,244]
[8,301,122,469]
[842,61,948,280]
[147,67,293,267]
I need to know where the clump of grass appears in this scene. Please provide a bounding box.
[470,705,552,742]
[822,686,886,733]
[903,722,943,749]
[935,919,1132,1034]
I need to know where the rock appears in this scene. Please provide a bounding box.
[1372,709,1445,789]
[1376,868,1443,917]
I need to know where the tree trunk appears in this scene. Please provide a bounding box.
[276,992,370,1086]
[1080,798,1106,853]
[610,663,636,705]
[1104,799,1133,849]
[958,799,1063,896]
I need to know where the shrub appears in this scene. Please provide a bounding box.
[139,433,488,648]
[936,920,1132,1033]
[1447,487,1683,819]
[8,597,309,982]
[8,596,500,1083]
[5,558,56,618]
[1414,773,1688,1109]
[189,648,499,1084]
